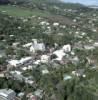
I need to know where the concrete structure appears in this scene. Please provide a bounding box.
[63,75,72,81]
[52,49,66,61]
[30,39,45,52]
[42,69,49,75]
[0,89,16,100]
[8,57,32,67]
[93,42,98,47]
[23,42,32,48]
[40,55,49,63]
[8,60,20,67]
[62,44,71,52]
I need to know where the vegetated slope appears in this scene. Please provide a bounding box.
[0,0,89,23]
[9,0,60,4]
[0,0,89,10]
[0,5,76,26]
[0,0,93,26]
[0,5,51,17]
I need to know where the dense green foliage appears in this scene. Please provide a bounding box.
[0,1,98,100]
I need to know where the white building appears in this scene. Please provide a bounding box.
[63,75,72,81]
[42,69,49,75]
[40,21,50,26]
[8,60,20,67]
[20,57,32,64]
[52,49,66,61]
[30,39,45,52]
[24,77,34,85]
[93,42,98,47]
[33,60,41,65]
[40,55,49,63]
[0,89,16,100]
[84,45,95,50]
[9,70,23,81]
[8,57,32,67]
[23,42,32,48]
[53,22,59,26]
[62,44,71,52]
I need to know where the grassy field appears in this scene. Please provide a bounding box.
[0,5,51,17]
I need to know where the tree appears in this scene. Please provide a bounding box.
[0,0,9,4]
[5,47,15,56]
[0,57,6,65]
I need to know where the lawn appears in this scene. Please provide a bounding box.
[0,5,51,17]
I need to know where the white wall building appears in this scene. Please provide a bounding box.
[40,55,49,63]
[53,49,66,61]
[30,39,45,52]
[62,44,71,52]
[8,57,32,67]
[0,89,16,100]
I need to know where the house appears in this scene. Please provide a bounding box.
[12,42,20,47]
[57,33,64,36]
[21,67,28,71]
[51,44,71,61]
[71,51,75,56]
[0,89,16,100]
[24,76,34,85]
[52,49,66,61]
[8,56,32,67]
[84,45,95,50]
[34,89,43,99]
[30,46,35,53]
[9,71,23,81]
[93,42,98,47]
[30,39,45,53]
[62,44,71,52]
[33,60,41,65]
[28,65,33,70]
[40,55,49,63]
[17,26,21,30]
[23,19,28,22]
[63,74,72,81]
[27,93,37,100]
[8,60,20,67]
[9,35,14,37]
[35,43,45,51]
[71,56,79,65]
[40,21,50,26]
[0,73,5,78]
[42,69,49,75]
[72,69,85,77]
[17,92,24,99]
[74,42,84,50]
[81,32,86,36]
[23,43,32,48]
[0,55,3,58]
[9,71,34,84]
[20,57,32,64]
[92,29,97,32]
[53,22,59,26]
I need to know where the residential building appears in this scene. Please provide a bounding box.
[0,89,16,100]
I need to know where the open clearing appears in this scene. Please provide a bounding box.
[0,5,51,17]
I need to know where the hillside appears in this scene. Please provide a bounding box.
[0,5,51,17]
[0,0,9,4]
[0,1,98,100]
[0,0,90,18]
